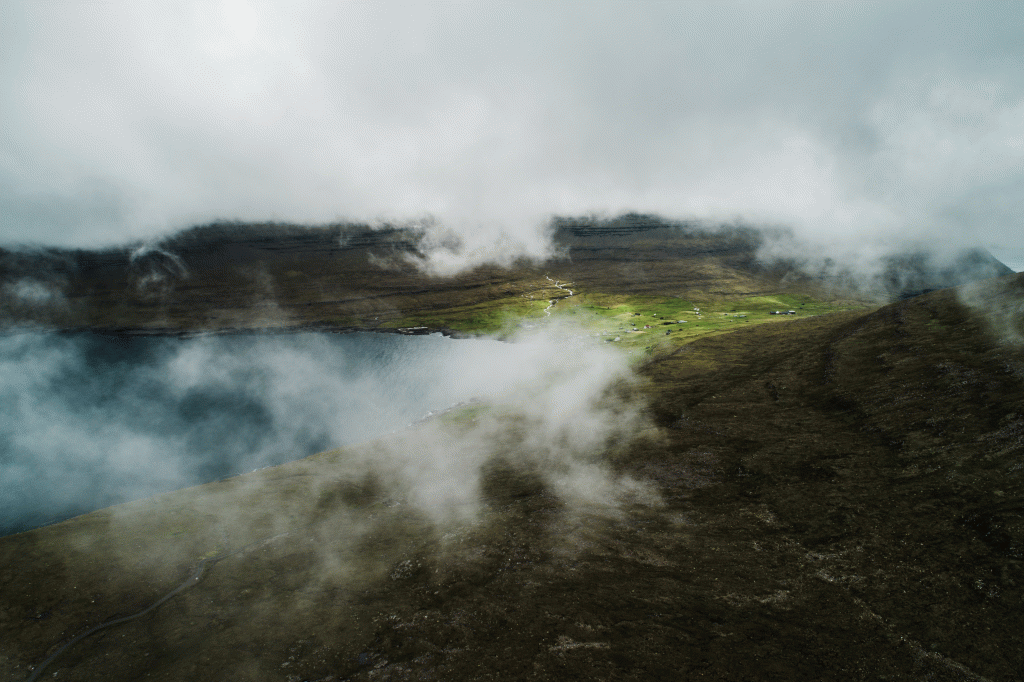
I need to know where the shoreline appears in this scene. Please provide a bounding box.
[0,323,480,340]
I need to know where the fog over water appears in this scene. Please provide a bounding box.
[2,329,635,536]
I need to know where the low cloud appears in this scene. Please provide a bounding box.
[128,245,190,298]
[2,278,65,307]
[1,2,1020,272]
[958,275,1024,348]
[365,323,652,522]
[0,322,655,537]
[0,248,74,323]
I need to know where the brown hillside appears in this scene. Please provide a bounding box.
[2,216,1010,333]
[3,274,1022,681]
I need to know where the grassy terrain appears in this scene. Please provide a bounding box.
[3,275,1022,681]
[2,221,1021,681]
[537,288,865,358]
[384,281,866,360]
[386,276,562,335]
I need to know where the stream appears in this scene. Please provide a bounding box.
[543,275,575,315]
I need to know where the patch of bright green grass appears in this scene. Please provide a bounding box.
[528,289,869,357]
[390,297,548,335]
[384,279,866,352]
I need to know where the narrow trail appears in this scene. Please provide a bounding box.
[543,276,575,316]
[25,533,289,682]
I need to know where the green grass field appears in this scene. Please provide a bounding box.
[385,278,866,349]
[480,287,869,358]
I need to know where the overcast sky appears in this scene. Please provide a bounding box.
[2,1,1022,268]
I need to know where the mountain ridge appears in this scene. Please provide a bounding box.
[1,214,1012,334]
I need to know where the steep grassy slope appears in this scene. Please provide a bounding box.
[3,275,1021,681]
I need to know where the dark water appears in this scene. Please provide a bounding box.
[0,330,515,536]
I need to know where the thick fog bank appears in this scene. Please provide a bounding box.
[1,330,620,536]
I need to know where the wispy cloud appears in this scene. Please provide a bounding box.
[0,323,654,536]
